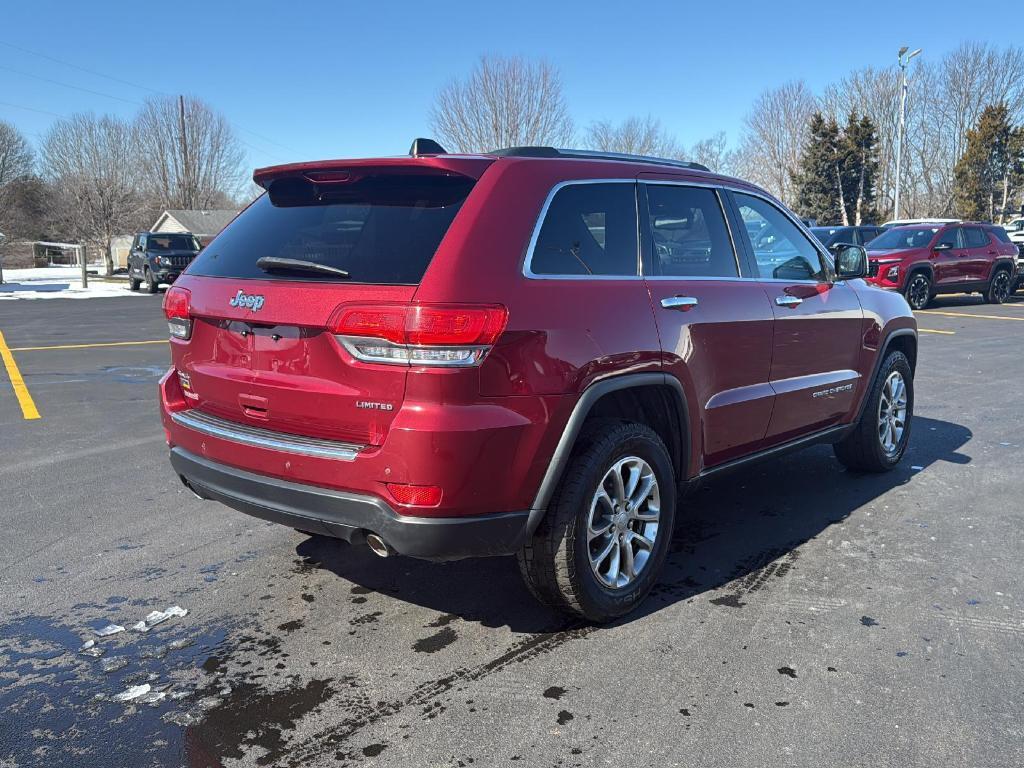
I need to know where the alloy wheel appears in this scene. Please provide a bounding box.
[992,271,1010,303]
[906,275,929,309]
[586,456,660,590]
[877,371,909,457]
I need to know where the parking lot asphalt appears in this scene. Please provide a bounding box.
[1,291,1022,768]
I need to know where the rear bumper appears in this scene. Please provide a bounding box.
[170,447,529,561]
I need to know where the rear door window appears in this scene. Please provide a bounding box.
[963,227,989,248]
[529,183,639,276]
[188,173,475,284]
[644,184,738,277]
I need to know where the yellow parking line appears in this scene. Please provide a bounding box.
[0,330,41,420]
[917,309,1024,322]
[9,339,166,352]
[918,328,955,335]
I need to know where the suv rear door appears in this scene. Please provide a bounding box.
[171,163,487,447]
[638,179,776,467]
[726,190,864,441]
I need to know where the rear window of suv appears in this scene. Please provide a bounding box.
[188,173,475,284]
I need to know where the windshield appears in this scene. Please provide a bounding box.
[867,227,938,251]
[148,234,200,251]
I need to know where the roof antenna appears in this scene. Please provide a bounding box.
[409,138,447,156]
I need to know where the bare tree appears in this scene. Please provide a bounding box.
[41,113,145,275]
[430,56,574,152]
[585,116,681,157]
[736,81,818,204]
[136,95,246,210]
[688,132,736,174]
[0,121,35,253]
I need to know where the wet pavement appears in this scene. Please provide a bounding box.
[1,294,1022,767]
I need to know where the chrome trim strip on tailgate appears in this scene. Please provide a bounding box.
[170,410,363,461]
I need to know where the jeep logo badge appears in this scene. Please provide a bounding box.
[229,290,265,311]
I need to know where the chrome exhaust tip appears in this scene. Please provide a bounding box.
[365,533,391,558]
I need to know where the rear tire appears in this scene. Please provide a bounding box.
[984,268,1011,304]
[833,350,914,473]
[144,268,158,294]
[517,421,676,623]
[128,275,140,291]
[903,272,931,310]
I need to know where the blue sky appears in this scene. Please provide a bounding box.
[0,0,1015,169]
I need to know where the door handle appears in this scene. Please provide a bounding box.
[660,296,698,311]
[775,295,803,308]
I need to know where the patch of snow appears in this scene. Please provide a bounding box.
[0,267,144,301]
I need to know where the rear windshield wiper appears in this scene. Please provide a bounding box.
[256,256,350,278]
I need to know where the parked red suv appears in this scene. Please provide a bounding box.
[160,142,917,622]
[865,222,1018,309]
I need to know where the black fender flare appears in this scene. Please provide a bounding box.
[986,257,1016,285]
[525,372,689,538]
[904,262,934,285]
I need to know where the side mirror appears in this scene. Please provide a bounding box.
[831,243,867,280]
[933,242,952,251]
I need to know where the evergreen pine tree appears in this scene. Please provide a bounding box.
[953,104,1015,221]
[792,113,843,224]
[842,114,880,225]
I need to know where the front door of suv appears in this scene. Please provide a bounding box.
[961,226,994,283]
[638,180,776,467]
[727,191,864,442]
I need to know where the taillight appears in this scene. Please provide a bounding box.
[163,286,193,340]
[330,303,507,367]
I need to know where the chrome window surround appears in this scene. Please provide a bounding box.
[522,179,836,285]
[170,409,363,461]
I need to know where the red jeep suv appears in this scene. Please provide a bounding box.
[865,222,1018,309]
[160,142,917,622]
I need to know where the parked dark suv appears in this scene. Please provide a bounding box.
[865,222,1018,309]
[128,232,201,293]
[810,225,884,248]
[160,142,917,622]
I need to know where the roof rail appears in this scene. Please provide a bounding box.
[491,146,710,172]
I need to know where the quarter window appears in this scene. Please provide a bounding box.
[734,193,825,280]
[645,185,738,277]
[530,183,639,276]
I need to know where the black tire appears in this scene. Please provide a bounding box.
[903,271,931,310]
[144,268,158,294]
[984,268,1012,305]
[517,421,676,623]
[128,275,140,291]
[833,350,914,472]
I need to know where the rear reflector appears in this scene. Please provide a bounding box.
[330,303,507,367]
[163,286,193,340]
[386,483,443,507]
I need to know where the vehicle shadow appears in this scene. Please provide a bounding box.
[926,293,1023,308]
[296,415,972,633]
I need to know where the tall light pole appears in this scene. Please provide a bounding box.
[893,46,922,220]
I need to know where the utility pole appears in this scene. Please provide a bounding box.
[893,46,922,220]
[178,94,190,208]
[79,244,88,288]
[0,232,5,285]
